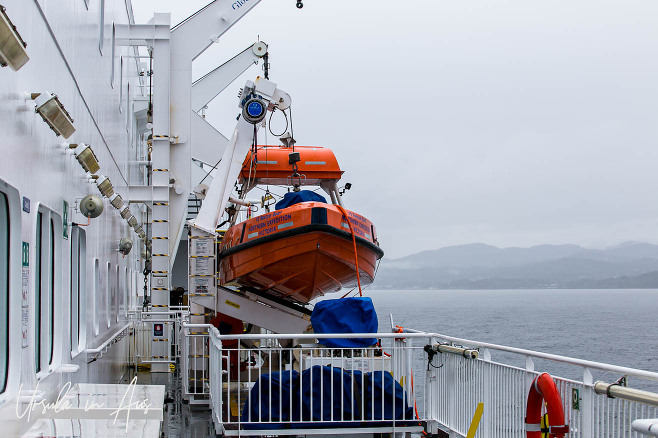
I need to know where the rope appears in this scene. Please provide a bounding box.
[335,205,362,296]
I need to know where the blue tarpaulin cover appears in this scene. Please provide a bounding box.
[241,366,415,429]
[311,297,378,348]
[241,370,299,429]
[275,190,327,210]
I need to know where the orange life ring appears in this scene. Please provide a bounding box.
[525,373,569,438]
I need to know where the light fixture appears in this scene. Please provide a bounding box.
[118,237,133,256]
[127,215,138,228]
[0,6,29,71]
[95,175,114,197]
[70,143,100,174]
[109,193,123,210]
[33,92,75,138]
[119,207,132,220]
[79,195,104,219]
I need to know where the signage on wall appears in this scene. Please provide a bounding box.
[21,242,29,348]
[21,242,28,307]
[153,323,164,337]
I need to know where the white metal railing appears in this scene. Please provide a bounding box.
[129,308,189,366]
[179,324,658,437]
[416,329,658,438]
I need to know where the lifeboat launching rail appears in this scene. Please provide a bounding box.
[218,145,384,304]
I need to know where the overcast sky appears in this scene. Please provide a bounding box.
[132,1,658,258]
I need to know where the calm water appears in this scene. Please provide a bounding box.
[363,289,658,389]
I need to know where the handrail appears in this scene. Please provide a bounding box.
[594,381,658,406]
[182,323,658,381]
[84,323,132,354]
[632,418,658,436]
[401,327,658,381]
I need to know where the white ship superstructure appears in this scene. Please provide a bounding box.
[0,1,657,437]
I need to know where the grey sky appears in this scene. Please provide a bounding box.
[132,1,658,258]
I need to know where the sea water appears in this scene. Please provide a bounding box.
[363,288,658,390]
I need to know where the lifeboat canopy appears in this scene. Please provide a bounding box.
[239,145,343,187]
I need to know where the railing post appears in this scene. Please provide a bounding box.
[181,327,189,398]
[447,353,457,436]
[481,348,493,437]
[581,368,594,438]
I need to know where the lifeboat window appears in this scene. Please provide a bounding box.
[0,192,8,393]
[70,226,86,355]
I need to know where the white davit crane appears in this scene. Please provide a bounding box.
[189,77,291,235]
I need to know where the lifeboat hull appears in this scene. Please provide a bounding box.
[218,203,383,303]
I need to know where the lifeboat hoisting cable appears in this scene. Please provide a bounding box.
[525,373,569,438]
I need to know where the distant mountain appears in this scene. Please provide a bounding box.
[374,243,658,289]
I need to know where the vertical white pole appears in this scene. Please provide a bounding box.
[582,368,594,438]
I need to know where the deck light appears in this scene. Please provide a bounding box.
[70,143,100,174]
[95,175,114,197]
[109,193,124,210]
[33,92,76,138]
[79,195,104,219]
[119,207,132,220]
[127,215,138,228]
[119,237,133,256]
[0,6,29,71]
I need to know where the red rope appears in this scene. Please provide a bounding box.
[335,205,362,296]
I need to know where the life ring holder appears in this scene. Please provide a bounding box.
[525,372,570,437]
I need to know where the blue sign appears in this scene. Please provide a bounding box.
[22,197,30,213]
[247,101,264,117]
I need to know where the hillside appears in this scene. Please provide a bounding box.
[373,242,658,289]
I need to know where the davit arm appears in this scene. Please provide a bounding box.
[189,77,291,235]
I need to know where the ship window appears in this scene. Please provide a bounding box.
[48,217,54,365]
[70,226,86,355]
[93,259,99,336]
[0,192,9,393]
[114,265,119,323]
[123,267,128,317]
[35,207,60,373]
[119,57,123,113]
[35,213,41,372]
[110,23,115,88]
[106,262,110,328]
[98,0,105,54]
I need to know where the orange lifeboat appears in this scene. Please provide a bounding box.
[218,145,383,304]
[218,201,383,304]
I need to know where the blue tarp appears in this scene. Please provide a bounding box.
[311,297,378,348]
[241,370,299,429]
[275,190,327,210]
[241,366,415,429]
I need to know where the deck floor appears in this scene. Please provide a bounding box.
[126,366,216,438]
